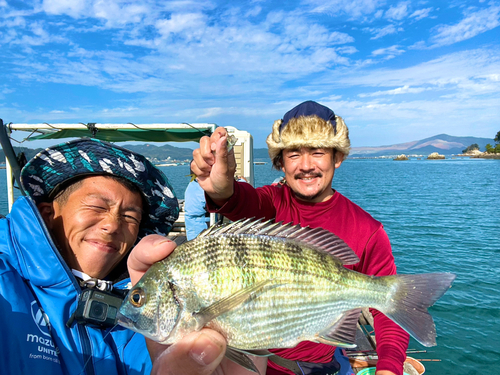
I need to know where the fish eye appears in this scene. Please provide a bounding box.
[130,288,146,307]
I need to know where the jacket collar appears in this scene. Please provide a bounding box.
[8,197,77,289]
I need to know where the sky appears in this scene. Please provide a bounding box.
[1,0,499,149]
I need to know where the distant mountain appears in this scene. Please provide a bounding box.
[349,134,494,157]
[254,148,271,161]
[253,134,495,159]
[0,146,43,164]
[0,143,194,166]
[123,143,194,162]
[1,134,494,165]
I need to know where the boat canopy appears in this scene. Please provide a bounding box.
[3,122,216,143]
[0,121,254,213]
[0,121,217,211]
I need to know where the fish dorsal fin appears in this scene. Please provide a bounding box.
[199,218,359,265]
[316,308,361,348]
[193,279,280,329]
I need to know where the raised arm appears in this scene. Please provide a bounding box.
[191,127,237,207]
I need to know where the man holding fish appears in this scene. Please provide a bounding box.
[0,138,258,375]
[187,101,444,375]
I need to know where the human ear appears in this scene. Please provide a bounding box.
[334,151,344,169]
[37,202,55,229]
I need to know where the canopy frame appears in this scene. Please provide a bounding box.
[0,120,217,211]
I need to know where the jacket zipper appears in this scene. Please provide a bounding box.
[78,324,95,375]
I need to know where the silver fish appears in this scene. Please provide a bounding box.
[118,219,455,370]
[188,132,237,182]
[226,133,237,153]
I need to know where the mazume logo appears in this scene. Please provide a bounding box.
[31,300,51,337]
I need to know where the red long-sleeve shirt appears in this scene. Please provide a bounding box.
[206,181,409,375]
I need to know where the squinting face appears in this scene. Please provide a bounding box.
[281,148,343,203]
[42,176,143,279]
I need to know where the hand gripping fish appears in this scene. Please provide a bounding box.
[118,218,455,373]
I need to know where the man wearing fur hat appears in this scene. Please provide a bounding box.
[191,101,409,375]
[0,138,261,375]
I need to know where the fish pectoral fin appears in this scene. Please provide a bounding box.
[193,279,280,328]
[234,348,275,357]
[316,308,361,349]
[225,347,261,374]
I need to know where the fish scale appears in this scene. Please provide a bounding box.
[118,218,455,364]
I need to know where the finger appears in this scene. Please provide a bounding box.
[212,127,228,141]
[127,235,177,285]
[213,135,237,178]
[150,329,226,375]
[207,127,229,159]
[214,135,229,167]
[199,135,215,166]
[192,148,211,177]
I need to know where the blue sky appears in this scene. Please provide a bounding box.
[1,0,499,149]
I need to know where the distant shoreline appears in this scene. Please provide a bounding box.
[472,154,500,159]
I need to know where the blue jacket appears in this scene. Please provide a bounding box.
[0,197,152,375]
[184,180,210,241]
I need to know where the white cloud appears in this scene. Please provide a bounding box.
[155,13,206,38]
[40,0,212,27]
[42,0,88,18]
[371,45,405,59]
[5,20,68,46]
[385,1,409,21]
[1,0,498,148]
[0,85,14,100]
[367,24,402,39]
[326,47,500,99]
[358,85,427,97]
[2,16,26,28]
[429,5,500,47]
[5,8,357,97]
[245,6,261,17]
[410,7,433,21]
[197,107,224,118]
[92,1,150,26]
[304,0,384,18]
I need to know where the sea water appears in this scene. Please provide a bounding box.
[1,158,499,374]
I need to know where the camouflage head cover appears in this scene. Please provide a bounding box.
[20,138,179,238]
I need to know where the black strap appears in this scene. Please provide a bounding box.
[268,355,303,375]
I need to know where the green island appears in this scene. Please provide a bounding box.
[461,131,500,159]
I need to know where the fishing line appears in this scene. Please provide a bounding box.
[77,323,123,375]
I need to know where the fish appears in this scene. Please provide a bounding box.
[188,131,238,182]
[118,218,455,372]
[225,133,238,153]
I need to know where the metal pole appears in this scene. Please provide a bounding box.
[0,120,27,212]
[6,156,13,211]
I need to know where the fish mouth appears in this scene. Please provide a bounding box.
[116,312,134,328]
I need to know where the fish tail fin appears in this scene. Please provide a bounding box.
[382,273,456,347]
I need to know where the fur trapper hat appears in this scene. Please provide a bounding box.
[266,101,350,169]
